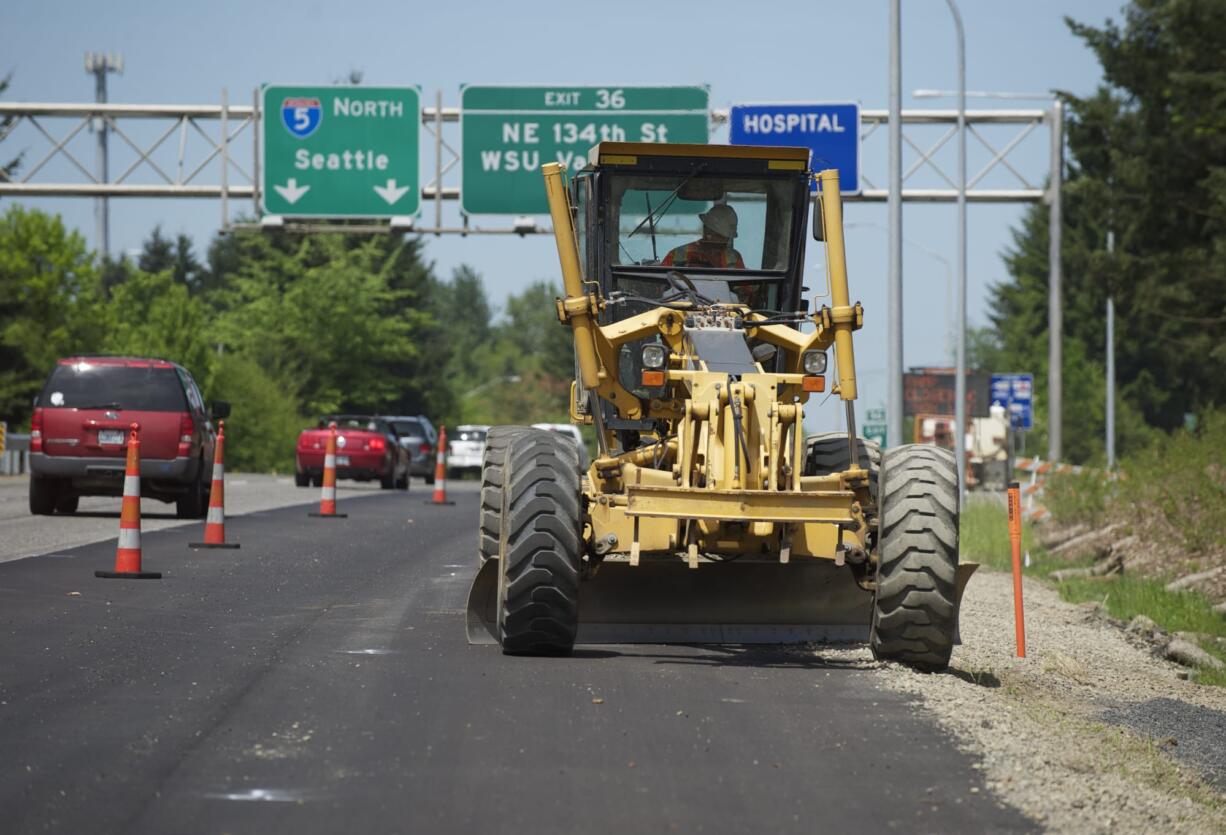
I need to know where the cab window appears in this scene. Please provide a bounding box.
[607,173,797,272]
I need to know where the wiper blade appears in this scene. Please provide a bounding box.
[75,402,122,411]
[627,165,706,239]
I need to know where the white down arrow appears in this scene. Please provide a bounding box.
[273,178,310,204]
[374,179,411,205]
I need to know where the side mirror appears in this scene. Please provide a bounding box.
[211,401,232,420]
[811,194,824,242]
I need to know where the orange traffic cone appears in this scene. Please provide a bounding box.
[425,425,454,505]
[190,420,240,549]
[96,423,161,579]
[309,421,348,518]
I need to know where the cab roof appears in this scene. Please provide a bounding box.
[587,141,809,170]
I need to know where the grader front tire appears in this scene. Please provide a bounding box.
[870,444,960,672]
[496,431,582,655]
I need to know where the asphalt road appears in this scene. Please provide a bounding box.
[0,473,424,565]
[0,484,1034,834]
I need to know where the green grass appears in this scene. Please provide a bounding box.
[961,499,1226,686]
[960,500,1072,577]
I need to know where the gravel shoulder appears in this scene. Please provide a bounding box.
[820,569,1226,834]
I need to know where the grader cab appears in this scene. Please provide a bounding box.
[467,142,971,671]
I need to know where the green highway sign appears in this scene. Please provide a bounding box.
[261,85,421,218]
[460,85,709,215]
[863,423,888,447]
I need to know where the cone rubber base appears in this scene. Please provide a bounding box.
[424,499,455,505]
[95,570,162,580]
[308,512,348,518]
[189,542,241,549]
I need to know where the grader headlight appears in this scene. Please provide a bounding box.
[641,344,667,370]
[802,350,828,375]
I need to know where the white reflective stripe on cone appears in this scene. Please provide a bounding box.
[118,528,141,549]
[211,463,224,481]
[324,454,336,468]
[207,505,225,525]
[123,475,141,496]
[322,486,336,500]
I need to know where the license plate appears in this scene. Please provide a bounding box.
[336,455,350,466]
[98,430,125,445]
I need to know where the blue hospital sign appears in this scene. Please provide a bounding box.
[991,373,1034,430]
[282,97,322,139]
[729,102,861,193]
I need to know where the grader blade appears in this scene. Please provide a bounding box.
[466,558,873,645]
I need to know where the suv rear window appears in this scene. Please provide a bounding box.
[41,363,188,412]
[390,419,424,437]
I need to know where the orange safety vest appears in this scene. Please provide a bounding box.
[661,241,746,269]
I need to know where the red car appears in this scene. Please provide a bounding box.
[28,355,228,518]
[295,415,410,490]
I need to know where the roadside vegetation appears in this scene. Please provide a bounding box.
[961,499,1226,687]
[954,2,1226,684]
[0,209,574,474]
[971,1,1226,465]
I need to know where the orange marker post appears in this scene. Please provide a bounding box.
[1007,481,1026,657]
[309,422,348,519]
[96,423,162,580]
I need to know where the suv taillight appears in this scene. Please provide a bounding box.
[419,443,431,455]
[30,407,43,453]
[367,437,386,452]
[178,412,194,456]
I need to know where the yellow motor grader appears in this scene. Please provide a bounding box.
[467,142,971,671]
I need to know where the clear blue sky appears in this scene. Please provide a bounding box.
[4,0,1125,433]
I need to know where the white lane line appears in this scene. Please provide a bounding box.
[204,788,313,802]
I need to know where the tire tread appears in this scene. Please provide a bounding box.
[497,430,582,655]
[870,444,960,672]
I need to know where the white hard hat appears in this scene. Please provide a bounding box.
[699,204,738,239]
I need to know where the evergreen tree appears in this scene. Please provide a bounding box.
[987,0,1225,461]
[1,73,22,181]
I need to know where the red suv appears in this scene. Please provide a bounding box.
[28,356,229,518]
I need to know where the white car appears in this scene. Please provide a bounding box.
[447,424,489,475]
[531,423,590,469]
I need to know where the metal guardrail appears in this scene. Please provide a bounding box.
[1,432,31,476]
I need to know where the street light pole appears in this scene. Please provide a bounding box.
[1106,230,1115,469]
[84,52,123,260]
[945,0,967,507]
[888,0,904,449]
[1048,100,1064,463]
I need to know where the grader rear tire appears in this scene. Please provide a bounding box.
[870,444,960,672]
[804,432,881,505]
[478,426,530,565]
[496,430,582,655]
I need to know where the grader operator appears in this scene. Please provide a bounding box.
[467,142,971,672]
